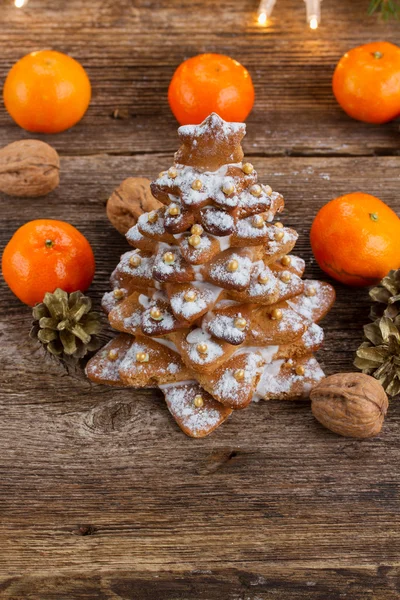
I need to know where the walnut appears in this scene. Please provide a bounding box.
[310,373,388,438]
[0,139,59,197]
[106,177,162,235]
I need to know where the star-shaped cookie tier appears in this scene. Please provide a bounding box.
[174,112,246,172]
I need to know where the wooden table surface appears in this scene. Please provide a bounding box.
[1,1,400,598]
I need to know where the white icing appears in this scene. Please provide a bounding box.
[138,294,151,308]
[154,338,179,353]
[186,328,211,344]
[255,360,285,397]
[217,235,232,251]
[236,346,279,363]
[214,299,240,308]
[192,264,204,281]
[159,380,197,390]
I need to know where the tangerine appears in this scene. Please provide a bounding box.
[168,53,254,125]
[2,219,95,305]
[310,192,400,286]
[3,50,91,133]
[333,42,400,124]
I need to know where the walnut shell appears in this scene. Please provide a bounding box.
[106,177,162,235]
[0,140,60,197]
[311,373,388,439]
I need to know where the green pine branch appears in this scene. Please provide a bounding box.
[368,0,400,20]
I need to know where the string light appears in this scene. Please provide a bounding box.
[304,0,322,29]
[257,0,276,25]
[14,0,29,6]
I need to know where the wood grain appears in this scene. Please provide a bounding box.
[0,0,399,156]
[1,0,400,597]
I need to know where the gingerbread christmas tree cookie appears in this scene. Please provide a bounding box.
[87,113,335,438]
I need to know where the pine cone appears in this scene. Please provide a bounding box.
[354,316,400,397]
[30,288,102,363]
[369,269,400,321]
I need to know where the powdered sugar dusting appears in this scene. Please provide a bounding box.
[185,329,224,365]
[126,224,146,246]
[209,254,253,288]
[170,282,220,320]
[213,352,261,404]
[302,323,324,349]
[287,280,329,321]
[205,314,246,345]
[201,207,234,235]
[102,290,126,314]
[163,383,227,436]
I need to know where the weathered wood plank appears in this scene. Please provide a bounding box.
[0,155,399,590]
[1,567,400,600]
[0,0,399,155]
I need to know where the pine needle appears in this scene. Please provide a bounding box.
[368,0,400,20]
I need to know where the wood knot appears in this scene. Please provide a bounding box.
[84,401,134,433]
[72,524,96,536]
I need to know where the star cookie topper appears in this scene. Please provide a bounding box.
[174,113,246,172]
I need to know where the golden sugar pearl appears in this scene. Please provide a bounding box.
[234,368,245,382]
[191,224,203,236]
[281,255,291,267]
[242,162,254,175]
[148,211,158,223]
[136,351,149,363]
[168,167,178,179]
[184,290,197,302]
[275,221,284,228]
[163,252,175,264]
[258,272,269,284]
[129,254,141,268]
[113,288,125,300]
[280,272,291,283]
[234,317,247,331]
[264,185,273,196]
[197,343,208,355]
[227,259,239,272]
[252,215,264,229]
[306,286,316,297]
[188,234,201,247]
[271,308,283,320]
[168,204,180,216]
[150,307,163,321]
[158,170,166,178]
[194,394,204,408]
[275,230,284,241]
[108,348,119,361]
[295,365,305,376]
[250,184,262,197]
[222,183,235,196]
[191,179,203,191]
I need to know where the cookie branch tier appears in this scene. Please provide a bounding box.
[87,113,335,438]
